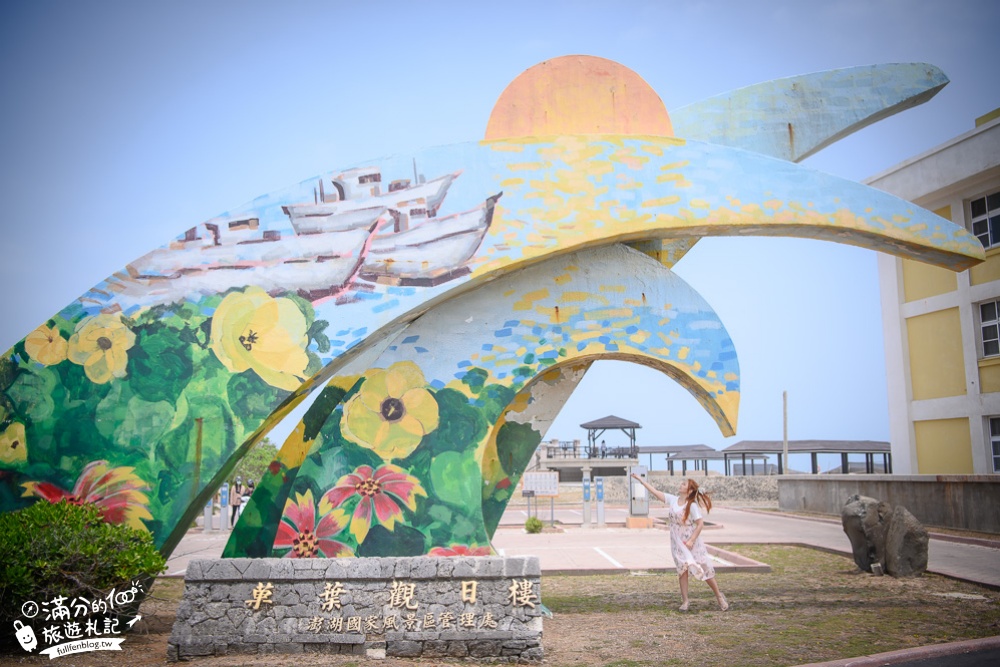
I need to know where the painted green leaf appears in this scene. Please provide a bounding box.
[127,325,193,404]
[115,395,176,451]
[358,523,426,557]
[7,367,57,424]
[430,450,480,507]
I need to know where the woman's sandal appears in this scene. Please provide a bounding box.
[717,595,729,612]
[678,602,689,612]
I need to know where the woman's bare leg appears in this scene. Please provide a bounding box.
[705,577,728,610]
[678,571,690,610]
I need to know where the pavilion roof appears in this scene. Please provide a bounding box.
[722,440,890,454]
[579,415,642,429]
[638,444,715,454]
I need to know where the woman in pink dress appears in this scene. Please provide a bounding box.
[631,474,729,611]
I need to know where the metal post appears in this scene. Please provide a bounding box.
[203,496,214,532]
[582,475,592,527]
[841,453,849,474]
[550,497,555,527]
[782,390,789,474]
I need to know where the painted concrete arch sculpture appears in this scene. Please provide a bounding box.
[0,55,983,561]
[225,244,738,557]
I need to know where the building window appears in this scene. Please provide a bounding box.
[980,300,1000,357]
[990,417,1000,472]
[970,190,1000,249]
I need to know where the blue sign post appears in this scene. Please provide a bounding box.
[595,477,605,528]
[582,476,592,526]
[220,483,229,530]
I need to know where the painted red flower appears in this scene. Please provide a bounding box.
[428,544,493,557]
[274,489,353,558]
[322,464,426,544]
[21,460,153,530]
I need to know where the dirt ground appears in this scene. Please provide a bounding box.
[2,545,998,667]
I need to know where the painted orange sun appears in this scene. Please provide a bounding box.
[484,54,673,139]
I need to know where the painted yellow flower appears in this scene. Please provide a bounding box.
[0,422,27,467]
[341,361,439,460]
[209,286,309,391]
[24,324,68,366]
[67,314,136,384]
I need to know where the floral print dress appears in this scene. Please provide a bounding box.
[664,493,715,581]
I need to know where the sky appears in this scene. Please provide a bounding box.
[1,0,998,473]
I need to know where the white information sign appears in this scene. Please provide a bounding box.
[521,471,559,497]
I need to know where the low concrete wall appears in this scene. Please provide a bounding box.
[168,557,542,662]
[510,475,779,506]
[778,475,1000,533]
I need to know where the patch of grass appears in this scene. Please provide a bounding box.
[148,577,185,602]
[541,544,1000,667]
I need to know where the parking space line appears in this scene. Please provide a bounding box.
[593,547,624,568]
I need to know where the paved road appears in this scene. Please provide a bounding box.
[172,504,1000,588]
[798,638,1000,667]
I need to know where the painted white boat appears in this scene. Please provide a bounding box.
[102,215,378,308]
[276,204,387,235]
[282,169,461,235]
[361,192,501,283]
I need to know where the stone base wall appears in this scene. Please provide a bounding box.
[168,557,542,662]
[778,475,1000,533]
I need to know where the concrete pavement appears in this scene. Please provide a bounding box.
[169,504,1000,588]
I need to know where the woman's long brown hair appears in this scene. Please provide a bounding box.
[682,478,712,523]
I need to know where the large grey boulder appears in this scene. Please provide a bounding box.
[841,494,927,578]
[841,494,891,573]
[885,505,929,577]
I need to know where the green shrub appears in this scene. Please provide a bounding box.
[524,516,544,534]
[0,500,166,635]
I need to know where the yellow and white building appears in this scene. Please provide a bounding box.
[873,109,1000,474]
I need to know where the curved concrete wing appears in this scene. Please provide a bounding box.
[1,134,979,559]
[227,245,738,556]
[671,63,949,163]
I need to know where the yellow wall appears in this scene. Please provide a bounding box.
[979,358,1000,393]
[902,259,958,301]
[913,418,974,473]
[970,250,1000,285]
[976,107,1000,127]
[907,307,967,400]
[902,206,958,301]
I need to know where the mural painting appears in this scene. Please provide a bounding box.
[0,56,983,562]
[225,244,738,557]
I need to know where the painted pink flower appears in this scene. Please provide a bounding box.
[322,464,426,544]
[21,460,153,531]
[274,489,353,558]
[428,544,493,557]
